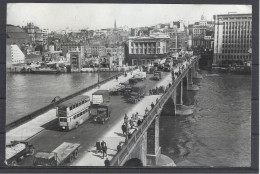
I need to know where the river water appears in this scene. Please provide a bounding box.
[160,71,251,167]
[6,72,118,124]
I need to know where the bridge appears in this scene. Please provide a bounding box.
[5,56,201,167]
[109,56,201,166]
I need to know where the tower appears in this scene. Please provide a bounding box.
[114,19,117,30]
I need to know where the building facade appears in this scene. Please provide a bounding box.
[128,35,169,66]
[213,13,252,66]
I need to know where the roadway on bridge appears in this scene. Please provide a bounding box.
[18,72,170,166]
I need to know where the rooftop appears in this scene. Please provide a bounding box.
[57,95,90,108]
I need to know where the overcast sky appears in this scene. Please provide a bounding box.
[7,4,252,31]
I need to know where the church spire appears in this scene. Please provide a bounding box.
[114,19,117,30]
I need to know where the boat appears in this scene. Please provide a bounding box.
[31,68,60,74]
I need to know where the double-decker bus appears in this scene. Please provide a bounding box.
[56,95,90,131]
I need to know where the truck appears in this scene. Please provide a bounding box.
[92,90,110,105]
[90,103,111,124]
[127,84,146,104]
[133,72,146,81]
[152,71,162,81]
[129,78,138,85]
[33,142,80,166]
[109,84,125,96]
[6,141,35,166]
[164,59,173,72]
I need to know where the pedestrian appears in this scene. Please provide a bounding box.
[156,98,159,104]
[121,123,127,135]
[102,144,107,158]
[96,141,102,154]
[137,118,142,126]
[151,102,155,109]
[149,89,152,95]
[135,112,139,120]
[104,158,110,167]
[117,144,122,152]
[169,82,172,88]
[145,107,149,114]
[125,72,127,77]
[129,118,134,129]
[156,87,159,95]
[116,76,118,81]
[131,113,135,120]
[101,140,106,149]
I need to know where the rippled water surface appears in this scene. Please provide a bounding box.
[160,71,251,167]
[6,72,118,124]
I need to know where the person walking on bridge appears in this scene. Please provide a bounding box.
[121,123,127,135]
[104,158,110,166]
[151,102,155,109]
[102,144,108,158]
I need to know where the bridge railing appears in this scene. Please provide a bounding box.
[110,57,198,166]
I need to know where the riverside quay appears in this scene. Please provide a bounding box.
[6,56,202,167]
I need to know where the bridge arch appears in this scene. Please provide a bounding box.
[123,158,143,167]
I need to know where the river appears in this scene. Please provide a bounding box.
[6,72,119,124]
[160,71,251,167]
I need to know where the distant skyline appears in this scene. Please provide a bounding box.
[7,4,252,31]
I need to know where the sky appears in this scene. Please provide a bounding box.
[7,4,252,31]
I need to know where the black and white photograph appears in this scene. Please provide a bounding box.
[4,3,253,168]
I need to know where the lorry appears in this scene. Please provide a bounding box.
[33,142,80,166]
[152,71,162,81]
[90,103,111,124]
[164,59,173,72]
[92,90,110,105]
[129,78,138,85]
[109,84,125,96]
[127,84,146,104]
[6,141,35,166]
[133,72,146,81]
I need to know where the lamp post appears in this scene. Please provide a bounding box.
[98,57,100,88]
[124,114,129,143]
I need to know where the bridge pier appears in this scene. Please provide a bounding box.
[187,67,200,91]
[146,115,161,166]
[176,79,183,105]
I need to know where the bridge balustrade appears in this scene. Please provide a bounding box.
[110,58,198,166]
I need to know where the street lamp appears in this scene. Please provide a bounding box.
[98,57,100,88]
[124,114,129,143]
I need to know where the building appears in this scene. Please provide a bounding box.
[42,29,49,44]
[91,43,106,57]
[128,35,170,66]
[69,49,82,71]
[6,25,32,68]
[192,14,214,48]
[25,54,42,64]
[9,44,25,65]
[213,13,252,66]
[23,23,44,45]
[106,45,125,67]
[60,42,85,59]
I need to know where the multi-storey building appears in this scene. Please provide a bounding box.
[192,14,214,48]
[213,13,252,66]
[106,45,125,66]
[42,29,49,44]
[128,35,170,66]
[60,42,85,58]
[23,23,44,45]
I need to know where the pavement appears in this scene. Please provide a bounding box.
[6,60,193,166]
